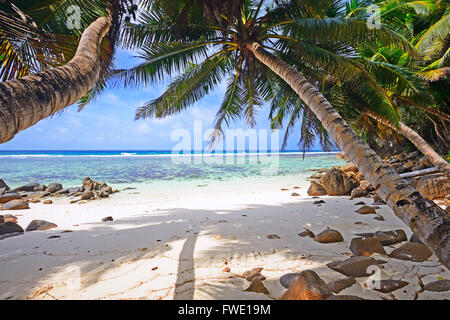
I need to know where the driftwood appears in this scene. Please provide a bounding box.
[399,167,439,179]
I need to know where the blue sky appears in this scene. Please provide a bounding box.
[0,49,329,151]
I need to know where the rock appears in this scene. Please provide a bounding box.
[298,229,315,238]
[2,214,17,223]
[350,188,368,199]
[280,273,300,289]
[411,173,449,200]
[307,181,327,196]
[355,230,407,246]
[0,192,21,204]
[314,229,343,243]
[291,192,300,197]
[14,183,40,192]
[81,191,94,200]
[349,237,386,256]
[358,180,375,192]
[354,201,366,205]
[244,279,269,295]
[43,200,53,205]
[0,187,7,196]
[313,200,325,205]
[267,234,280,239]
[372,195,385,204]
[33,185,47,192]
[242,267,264,281]
[423,280,450,292]
[409,233,424,245]
[222,267,231,273]
[373,280,409,293]
[406,151,420,160]
[341,163,358,173]
[2,199,29,210]
[374,216,385,221]
[45,183,63,194]
[389,243,432,262]
[96,190,110,198]
[327,277,356,293]
[0,222,24,235]
[279,270,333,300]
[0,178,10,191]
[320,168,352,196]
[26,220,57,232]
[247,273,266,282]
[327,256,379,277]
[325,295,365,300]
[355,206,376,214]
[101,216,113,222]
[103,186,113,194]
[82,177,94,189]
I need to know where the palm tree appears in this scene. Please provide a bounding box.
[0,0,133,143]
[118,0,449,267]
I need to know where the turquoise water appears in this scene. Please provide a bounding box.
[0,150,345,189]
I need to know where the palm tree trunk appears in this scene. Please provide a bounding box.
[247,42,450,268]
[0,16,111,143]
[365,110,450,173]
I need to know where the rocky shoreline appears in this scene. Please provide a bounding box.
[0,177,119,239]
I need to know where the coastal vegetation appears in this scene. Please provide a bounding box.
[0,0,449,298]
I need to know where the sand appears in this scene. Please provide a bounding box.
[0,180,449,300]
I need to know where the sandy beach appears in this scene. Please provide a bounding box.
[1,177,449,300]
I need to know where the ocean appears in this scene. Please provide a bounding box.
[0,150,345,191]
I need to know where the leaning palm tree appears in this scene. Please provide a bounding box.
[0,0,135,143]
[118,0,449,267]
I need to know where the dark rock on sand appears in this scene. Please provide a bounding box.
[372,195,385,205]
[298,229,315,238]
[389,242,432,262]
[242,268,264,282]
[279,270,333,300]
[313,200,325,205]
[373,280,409,293]
[14,183,40,192]
[0,192,21,204]
[355,206,376,214]
[355,230,407,246]
[423,280,450,292]
[320,168,352,196]
[267,234,280,239]
[43,200,53,205]
[280,273,300,289]
[354,201,366,205]
[307,181,327,196]
[2,199,29,210]
[244,279,269,295]
[26,220,57,232]
[350,188,368,199]
[46,183,63,194]
[327,277,356,293]
[291,192,300,197]
[327,256,379,277]
[314,229,343,243]
[101,216,113,222]
[374,216,385,221]
[0,222,24,235]
[33,184,47,192]
[350,237,386,256]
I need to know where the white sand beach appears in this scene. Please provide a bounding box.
[0,177,449,300]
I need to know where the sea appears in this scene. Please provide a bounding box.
[0,150,346,194]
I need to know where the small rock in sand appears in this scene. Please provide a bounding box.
[373,280,409,293]
[350,237,386,256]
[280,273,300,289]
[374,216,385,221]
[2,199,29,210]
[298,229,315,238]
[307,181,327,196]
[26,220,57,232]
[327,277,356,293]
[354,201,366,205]
[222,267,231,273]
[291,192,300,197]
[102,216,113,222]
[279,270,333,300]
[350,188,368,199]
[357,230,407,246]
[267,234,280,239]
[355,206,376,214]
[43,200,53,205]
[327,256,379,277]
[389,242,432,262]
[314,229,343,243]
[313,200,325,205]
[242,267,264,281]
[423,280,450,292]
[244,279,269,295]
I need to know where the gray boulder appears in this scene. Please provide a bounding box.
[0,222,24,235]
